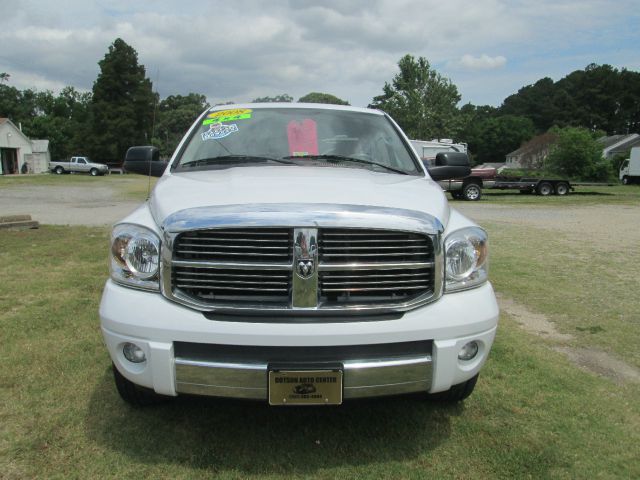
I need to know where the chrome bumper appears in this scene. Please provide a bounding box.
[175,355,432,400]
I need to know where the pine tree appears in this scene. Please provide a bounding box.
[88,38,156,163]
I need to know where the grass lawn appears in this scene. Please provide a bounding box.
[1,207,639,477]
[474,184,640,206]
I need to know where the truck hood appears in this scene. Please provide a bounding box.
[149,166,450,228]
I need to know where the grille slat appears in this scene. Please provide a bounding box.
[322,285,429,292]
[322,279,429,286]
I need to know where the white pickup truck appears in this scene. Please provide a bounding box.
[100,104,499,407]
[50,156,109,176]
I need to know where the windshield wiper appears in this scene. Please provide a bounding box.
[281,154,409,175]
[180,155,297,168]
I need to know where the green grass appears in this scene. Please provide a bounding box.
[486,221,640,369]
[1,222,639,478]
[457,184,640,206]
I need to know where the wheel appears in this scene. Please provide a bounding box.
[54,166,64,175]
[555,182,569,195]
[113,364,167,407]
[622,176,630,185]
[537,181,553,196]
[462,182,482,201]
[90,168,99,176]
[451,191,463,200]
[427,374,479,402]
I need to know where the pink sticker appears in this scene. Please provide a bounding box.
[287,119,318,157]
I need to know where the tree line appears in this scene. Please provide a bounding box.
[1,39,639,178]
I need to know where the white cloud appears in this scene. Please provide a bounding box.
[0,0,637,107]
[456,54,507,70]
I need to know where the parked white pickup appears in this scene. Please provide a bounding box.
[50,156,109,176]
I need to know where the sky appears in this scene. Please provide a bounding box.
[1,0,639,108]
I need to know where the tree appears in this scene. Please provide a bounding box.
[152,93,209,156]
[0,72,9,83]
[88,38,156,163]
[467,115,535,164]
[369,54,461,140]
[298,92,349,105]
[251,94,293,103]
[500,64,640,135]
[545,127,608,180]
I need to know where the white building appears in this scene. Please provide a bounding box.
[0,118,51,175]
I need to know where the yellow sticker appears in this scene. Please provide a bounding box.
[207,109,252,120]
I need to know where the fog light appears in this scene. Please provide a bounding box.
[123,342,146,363]
[458,341,479,361]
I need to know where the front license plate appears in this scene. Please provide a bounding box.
[268,370,343,406]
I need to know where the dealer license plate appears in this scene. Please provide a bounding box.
[268,369,343,406]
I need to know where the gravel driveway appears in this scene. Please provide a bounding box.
[0,184,143,226]
[2,182,639,252]
[456,202,640,253]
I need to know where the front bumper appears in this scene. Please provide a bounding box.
[100,280,499,399]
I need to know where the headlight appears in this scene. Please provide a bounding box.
[110,224,161,290]
[445,226,488,292]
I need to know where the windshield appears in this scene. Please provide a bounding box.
[174,107,421,175]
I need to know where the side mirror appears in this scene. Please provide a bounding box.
[124,159,167,177]
[426,152,471,180]
[123,147,166,177]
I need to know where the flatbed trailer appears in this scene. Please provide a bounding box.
[490,178,573,196]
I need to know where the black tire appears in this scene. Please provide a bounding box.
[555,182,570,195]
[113,364,167,407]
[462,182,482,201]
[536,181,553,196]
[54,166,64,175]
[451,191,463,200]
[90,168,99,176]
[622,176,630,185]
[427,374,479,402]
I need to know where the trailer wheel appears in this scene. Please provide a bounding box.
[537,181,553,196]
[555,182,570,195]
[462,182,482,201]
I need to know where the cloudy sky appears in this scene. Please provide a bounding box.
[1,0,638,107]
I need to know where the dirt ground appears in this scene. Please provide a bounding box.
[456,202,640,253]
[0,183,143,226]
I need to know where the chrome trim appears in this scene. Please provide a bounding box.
[162,203,444,235]
[174,354,432,400]
[161,204,444,313]
[292,228,319,308]
[318,261,434,271]
[172,260,292,271]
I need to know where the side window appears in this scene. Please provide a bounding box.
[152,149,160,162]
[77,158,86,164]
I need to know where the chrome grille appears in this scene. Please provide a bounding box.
[319,229,434,305]
[167,225,439,312]
[174,228,291,262]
